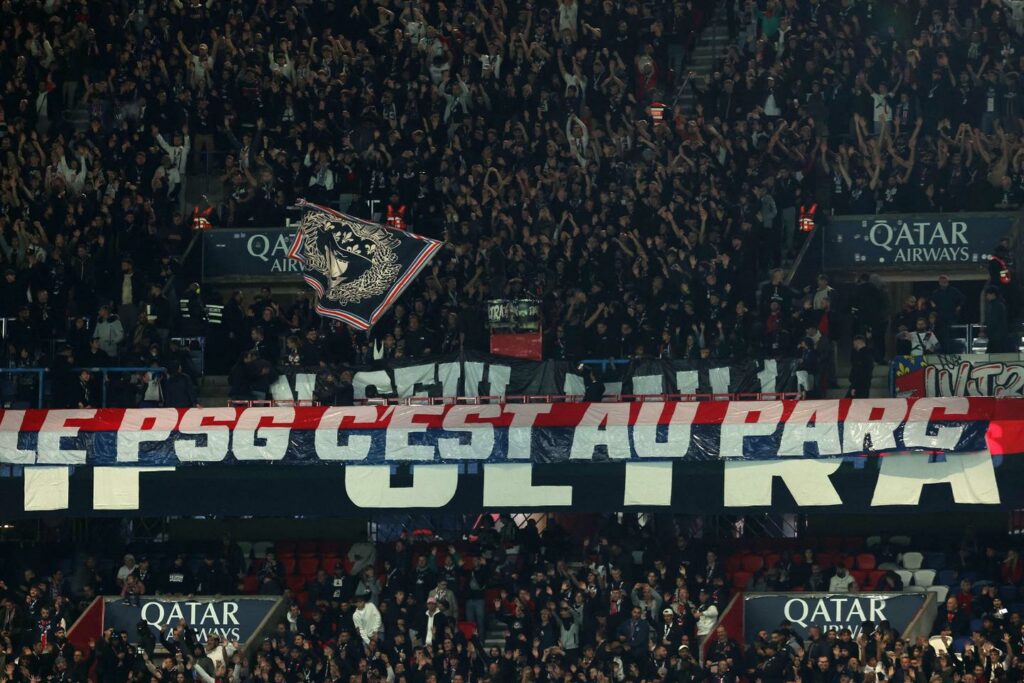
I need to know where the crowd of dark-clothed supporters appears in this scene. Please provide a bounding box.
[3,0,1024,406]
[4,519,1024,683]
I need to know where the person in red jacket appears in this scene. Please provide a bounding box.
[932,596,970,637]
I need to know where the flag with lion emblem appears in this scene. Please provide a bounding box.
[288,201,442,330]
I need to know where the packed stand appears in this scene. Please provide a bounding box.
[1,0,1023,391]
[4,522,1024,683]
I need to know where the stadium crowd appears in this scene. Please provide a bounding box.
[0,0,1022,405]
[2,519,1024,683]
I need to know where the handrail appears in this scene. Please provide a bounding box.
[72,367,168,407]
[0,368,46,408]
[226,392,800,408]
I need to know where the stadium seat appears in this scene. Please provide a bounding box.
[969,618,984,633]
[286,575,305,593]
[458,622,478,640]
[732,571,752,589]
[726,555,744,573]
[281,557,297,574]
[868,570,887,589]
[764,553,781,569]
[906,585,928,592]
[878,562,899,571]
[913,569,936,587]
[851,570,868,588]
[938,569,959,586]
[836,555,855,570]
[295,541,317,554]
[856,553,877,570]
[741,555,764,573]
[242,575,259,593]
[1000,585,1019,602]
[299,557,320,575]
[895,570,914,587]
[320,541,340,554]
[237,541,253,558]
[952,637,971,653]
[928,585,950,604]
[901,552,924,570]
[889,535,912,547]
[923,552,947,569]
[866,536,882,548]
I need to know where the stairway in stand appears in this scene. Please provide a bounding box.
[672,14,730,115]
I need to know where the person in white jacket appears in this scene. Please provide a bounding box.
[694,589,719,655]
[352,592,382,645]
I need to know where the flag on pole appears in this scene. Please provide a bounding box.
[288,201,442,330]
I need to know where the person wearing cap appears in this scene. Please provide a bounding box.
[352,592,382,645]
[658,606,685,650]
[160,554,193,595]
[693,589,718,653]
[417,595,447,647]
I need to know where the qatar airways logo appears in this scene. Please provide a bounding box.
[140,601,242,642]
[864,219,972,263]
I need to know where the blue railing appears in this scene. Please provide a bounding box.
[0,367,167,408]
[0,368,46,408]
[72,367,168,408]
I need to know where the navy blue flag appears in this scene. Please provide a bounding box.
[288,202,442,330]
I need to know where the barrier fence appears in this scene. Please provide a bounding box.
[0,367,166,409]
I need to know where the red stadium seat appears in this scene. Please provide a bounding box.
[764,554,781,569]
[458,622,478,640]
[286,575,305,593]
[281,557,297,574]
[857,553,877,570]
[851,570,868,588]
[731,571,752,589]
[296,541,317,554]
[836,555,855,570]
[320,541,340,554]
[725,555,743,573]
[242,576,259,593]
[299,558,320,575]
[741,555,764,573]
[868,570,887,588]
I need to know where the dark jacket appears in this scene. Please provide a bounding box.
[848,346,874,398]
[162,372,198,407]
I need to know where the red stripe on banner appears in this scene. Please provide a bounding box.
[2,399,1021,440]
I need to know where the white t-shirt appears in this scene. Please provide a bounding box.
[829,573,856,592]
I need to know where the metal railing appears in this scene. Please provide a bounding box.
[72,367,168,407]
[226,391,800,408]
[0,368,46,408]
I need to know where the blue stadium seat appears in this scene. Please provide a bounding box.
[969,618,984,633]
[938,569,959,587]
[923,552,947,570]
[1000,585,1019,602]
[952,637,971,653]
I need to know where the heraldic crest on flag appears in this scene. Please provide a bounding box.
[288,201,442,330]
